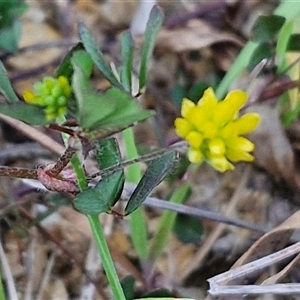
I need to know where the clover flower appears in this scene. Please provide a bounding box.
[23,76,72,120]
[175,87,260,172]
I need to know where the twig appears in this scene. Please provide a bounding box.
[123,178,268,234]
[208,241,300,296]
[0,166,38,179]
[0,40,77,61]
[36,251,57,300]
[0,142,51,164]
[0,239,19,300]
[45,146,77,177]
[23,235,37,300]
[0,114,65,155]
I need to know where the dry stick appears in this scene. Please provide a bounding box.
[0,147,76,180]
[208,241,300,296]
[0,113,65,155]
[36,251,57,300]
[0,239,19,300]
[0,166,38,179]
[176,165,252,284]
[122,183,267,234]
[80,242,102,300]
[23,234,37,300]
[0,114,74,181]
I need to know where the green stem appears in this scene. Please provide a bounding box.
[0,268,6,300]
[87,214,126,300]
[71,155,88,190]
[215,41,258,99]
[123,128,148,260]
[71,154,125,300]
[148,182,191,264]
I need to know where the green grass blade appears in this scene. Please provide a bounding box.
[138,6,164,92]
[276,20,294,73]
[148,182,191,263]
[274,0,300,19]
[216,41,259,99]
[78,23,124,89]
[121,31,135,93]
[123,128,149,260]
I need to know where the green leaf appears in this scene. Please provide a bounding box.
[71,56,117,129]
[120,276,135,300]
[139,5,164,92]
[173,214,203,244]
[0,1,28,28]
[0,103,48,125]
[96,137,122,169]
[287,34,300,51]
[252,15,286,42]
[187,82,210,102]
[125,151,177,215]
[94,88,155,128]
[74,188,110,215]
[95,138,124,207]
[216,1,300,99]
[120,31,134,93]
[247,41,272,70]
[74,138,125,214]
[94,171,124,208]
[71,50,94,77]
[276,20,294,73]
[71,46,154,131]
[171,85,186,110]
[0,20,22,53]
[56,43,85,80]
[78,22,124,89]
[0,60,19,103]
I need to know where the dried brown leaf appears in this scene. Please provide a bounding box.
[156,19,243,52]
[232,210,300,268]
[247,105,295,184]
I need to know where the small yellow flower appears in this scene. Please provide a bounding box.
[23,76,72,120]
[174,87,260,172]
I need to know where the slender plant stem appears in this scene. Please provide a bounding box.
[88,141,188,179]
[123,128,148,260]
[215,41,258,99]
[71,155,88,190]
[87,215,126,300]
[71,154,125,299]
[148,182,191,264]
[0,267,6,300]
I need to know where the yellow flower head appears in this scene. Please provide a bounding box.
[174,87,260,172]
[23,76,72,120]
